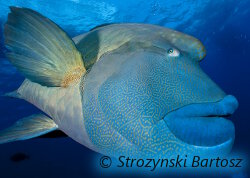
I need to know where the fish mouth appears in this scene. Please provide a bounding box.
[163,95,238,147]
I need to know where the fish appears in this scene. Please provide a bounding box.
[10,152,30,162]
[0,7,238,158]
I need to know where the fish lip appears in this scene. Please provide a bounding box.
[163,95,239,119]
[191,137,234,156]
[163,95,238,147]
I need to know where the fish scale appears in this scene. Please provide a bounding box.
[16,79,95,150]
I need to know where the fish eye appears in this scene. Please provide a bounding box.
[167,48,180,57]
[168,48,173,54]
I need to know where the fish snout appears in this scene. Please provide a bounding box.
[219,95,238,116]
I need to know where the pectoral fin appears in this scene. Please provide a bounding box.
[0,114,58,144]
[4,7,86,87]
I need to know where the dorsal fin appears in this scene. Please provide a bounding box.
[89,23,115,31]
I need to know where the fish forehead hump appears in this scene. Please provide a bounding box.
[75,23,206,70]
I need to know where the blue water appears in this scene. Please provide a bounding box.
[0,0,249,177]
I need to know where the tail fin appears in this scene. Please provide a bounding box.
[4,7,86,87]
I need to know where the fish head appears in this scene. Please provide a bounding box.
[81,24,238,158]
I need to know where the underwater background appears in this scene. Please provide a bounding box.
[0,0,249,177]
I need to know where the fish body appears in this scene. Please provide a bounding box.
[0,7,238,158]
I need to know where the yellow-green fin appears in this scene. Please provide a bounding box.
[4,7,86,87]
[0,114,58,144]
